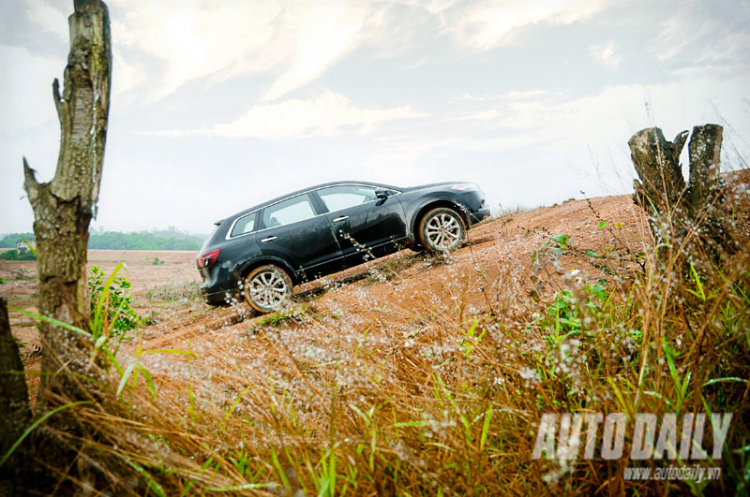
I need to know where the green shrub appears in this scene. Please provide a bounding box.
[89,265,141,334]
[0,249,36,261]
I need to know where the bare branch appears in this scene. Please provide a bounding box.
[671,130,689,166]
[22,157,40,203]
[52,78,65,125]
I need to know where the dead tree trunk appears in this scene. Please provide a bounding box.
[630,128,688,217]
[0,2,111,491]
[0,298,32,495]
[685,125,733,247]
[0,299,31,443]
[22,0,112,413]
[629,124,735,264]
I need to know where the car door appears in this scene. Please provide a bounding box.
[256,193,344,280]
[313,184,408,266]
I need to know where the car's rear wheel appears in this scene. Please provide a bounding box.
[418,208,465,253]
[244,265,292,313]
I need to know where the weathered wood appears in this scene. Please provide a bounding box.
[22,0,111,413]
[687,124,723,210]
[629,124,735,262]
[629,128,688,216]
[0,298,31,494]
[686,125,736,252]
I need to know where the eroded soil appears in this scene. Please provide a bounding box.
[5,169,748,400]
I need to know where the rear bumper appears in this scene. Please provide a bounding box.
[202,289,233,306]
[199,262,237,305]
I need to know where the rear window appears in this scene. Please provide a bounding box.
[230,213,256,237]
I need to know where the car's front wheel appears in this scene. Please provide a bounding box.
[243,265,292,313]
[418,207,466,253]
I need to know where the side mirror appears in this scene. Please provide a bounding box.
[375,188,390,200]
[375,188,397,200]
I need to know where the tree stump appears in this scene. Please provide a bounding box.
[629,124,735,264]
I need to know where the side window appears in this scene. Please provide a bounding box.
[262,194,316,228]
[230,213,256,237]
[318,185,378,212]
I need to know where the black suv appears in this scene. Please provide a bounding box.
[197,181,490,312]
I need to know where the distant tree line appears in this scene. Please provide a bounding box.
[0,230,204,251]
[88,232,199,250]
[0,234,34,249]
[0,233,34,248]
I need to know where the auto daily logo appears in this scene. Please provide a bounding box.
[532,413,733,460]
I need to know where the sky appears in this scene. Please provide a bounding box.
[1,0,749,235]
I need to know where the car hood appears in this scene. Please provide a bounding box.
[401,181,469,192]
[402,181,474,192]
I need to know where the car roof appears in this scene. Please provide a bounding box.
[216,180,402,225]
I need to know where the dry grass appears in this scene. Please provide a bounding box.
[14,181,750,495]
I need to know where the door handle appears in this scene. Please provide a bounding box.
[261,236,278,243]
[333,216,349,222]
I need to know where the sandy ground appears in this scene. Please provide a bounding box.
[135,192,651,351]
[0,249,201,386]
[3,169,747,395]
[0,249,199,301]
[134,169,749,355]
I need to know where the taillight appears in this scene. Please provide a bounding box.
[197,249,220,269]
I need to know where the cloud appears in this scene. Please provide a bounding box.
[590,40,621,68]
[454,90,564,102]
[366,72,750,176]
[696,30,750,65]
[0,44,62,132]
[654,7,714,62]
[447,110,501,122]
[21,0,618,102]
[111,47,147,98]
[487,76,750,155]
[109,1,282,99]
[25,0,68,40]
[653,3,750,65]
[22,1,147,102]
[154,91,423,139]
[103,0,384,101]
[445,0,607,50]
[262,2,382,102]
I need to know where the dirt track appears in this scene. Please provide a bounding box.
[5,169,748,384]
[134,168,750,355]
[135,192,651,352]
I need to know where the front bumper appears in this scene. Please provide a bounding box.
[468,207,491,226]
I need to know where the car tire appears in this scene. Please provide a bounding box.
[418,207,466,254]
[243,265,293,313]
